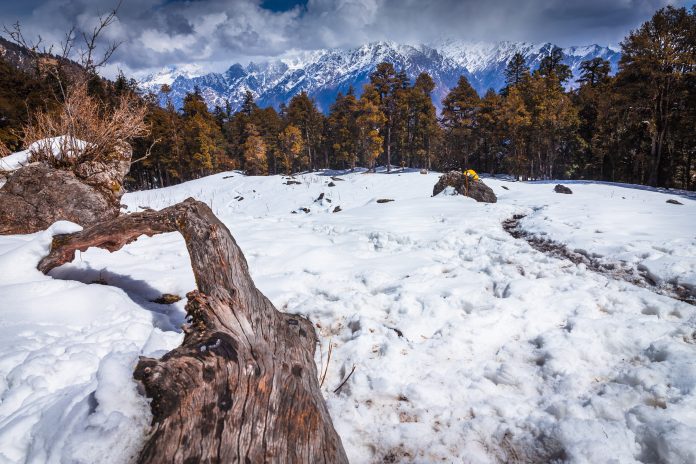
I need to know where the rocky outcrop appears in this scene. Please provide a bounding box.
[0,141,132,234]
[433,171,497,203]
[0,164,120,234]
[72,141,132,204]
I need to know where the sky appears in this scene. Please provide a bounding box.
[0,0,692,78]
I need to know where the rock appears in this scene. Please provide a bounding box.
[299,207,310,213]
[328,182,336,187]
[376,198,394,203]
[501,185,509,190]
[333,206,342,213]
[666,199,683,205]
[330,176,344,181]
[554,184,573,194]
[420,169,428,174]
[0,164,120,234]
[150,293,182,305]
[285,180,301,185]
[315,193,325,202]
[71,141,132,205]
[0,141,133,235]
[432,171,497,203]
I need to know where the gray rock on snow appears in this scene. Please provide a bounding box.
[554,184,573,194]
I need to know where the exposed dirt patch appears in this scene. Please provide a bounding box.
[503,214,695,306]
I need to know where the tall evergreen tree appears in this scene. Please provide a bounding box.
[441,75,480,169]
[504,52,530,91]
[243,124,268,175]
[538,46,572,83]
[278,124,305,174]
[356,84,386,171]
[327,91,358,169]
[578,58,611,87]
[616,5,695,187]
[286,92,324,170]
[240,91,258,116]
[369,62,401,171]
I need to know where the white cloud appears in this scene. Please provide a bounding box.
[0,0,689,77]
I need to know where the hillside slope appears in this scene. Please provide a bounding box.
[0,170,694,463]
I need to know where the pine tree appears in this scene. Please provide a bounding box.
[578,58,611,87]
[496,86,530,179]
[240,91,257,116]
[243,124,268,175]
[538,47,572,83]
[575,59,612,178]
[369,62,400,172]
[408,72,439,169]
[278,124,305,174]
[327,91,358,169]
[616,5,695,187]
[286,92,324,170]
[476,89,504,173]
[356,84,386,171]
[523,73,579,179]
[504,52,530,91]
[441,75,480,169]
[180,90,227,178]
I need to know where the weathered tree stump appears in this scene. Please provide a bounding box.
[39,198,348,464]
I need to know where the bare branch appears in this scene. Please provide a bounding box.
[80,0,123,74]
[130,138,160,165]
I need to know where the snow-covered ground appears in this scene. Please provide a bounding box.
[1,169,695,463]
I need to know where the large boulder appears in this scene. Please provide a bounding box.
[433,171,497,203]
[0,164,120,234]
[0,141,132,234]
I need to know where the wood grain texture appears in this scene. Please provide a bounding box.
[39,198,348,464]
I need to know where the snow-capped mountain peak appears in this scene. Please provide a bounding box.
[139,40,620,113]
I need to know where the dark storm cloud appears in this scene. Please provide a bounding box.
[0,0,692,77]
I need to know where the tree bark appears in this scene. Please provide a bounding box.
[38,198,348,464]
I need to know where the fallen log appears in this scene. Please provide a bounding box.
[39,198,348,464]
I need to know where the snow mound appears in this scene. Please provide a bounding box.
[0,136,89,173]
[28,136,89,160]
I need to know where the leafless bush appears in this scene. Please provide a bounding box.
[0,141,10,158]
[23,80,148,168]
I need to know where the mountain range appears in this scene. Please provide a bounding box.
[138,40,621,114]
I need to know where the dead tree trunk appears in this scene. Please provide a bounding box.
[38,198,348,464]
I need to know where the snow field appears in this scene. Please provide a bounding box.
[0,169,694,463]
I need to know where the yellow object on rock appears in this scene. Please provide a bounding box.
[464,169,479,181]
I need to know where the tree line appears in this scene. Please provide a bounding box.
[1,5,694,190]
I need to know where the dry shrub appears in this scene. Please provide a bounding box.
[0,140,10,158]
[23,80,148,169]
